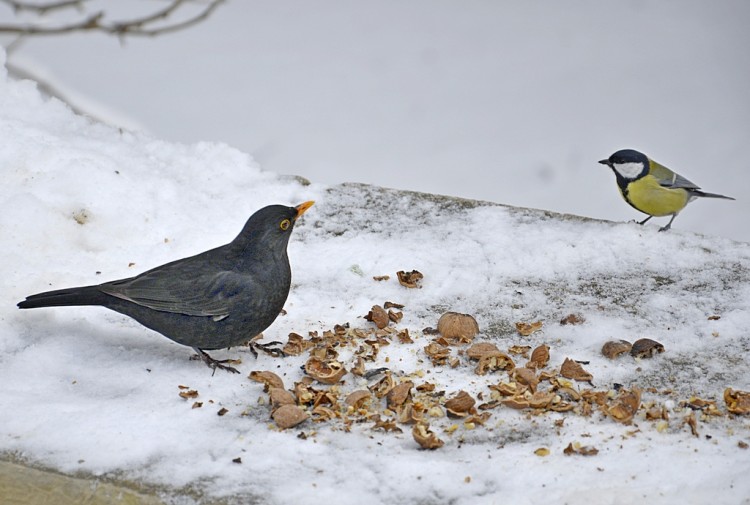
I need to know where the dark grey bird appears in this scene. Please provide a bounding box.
[17,201,314,374]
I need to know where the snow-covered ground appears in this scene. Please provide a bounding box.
[3,1,749,243]
[3,51,750,504]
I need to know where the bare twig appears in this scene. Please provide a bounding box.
[0,0,225,37]
[1,0,88,15]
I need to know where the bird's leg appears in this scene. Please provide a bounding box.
[638,215,653,225]
[658,214,677,232]
[247,335,286,359]
[191,347,240,375]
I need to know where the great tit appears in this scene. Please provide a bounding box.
[599,149,735,231]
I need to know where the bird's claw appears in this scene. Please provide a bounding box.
[191,348,241,375]
[248,340,286,359]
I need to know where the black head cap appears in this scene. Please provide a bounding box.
[598,149,649,181]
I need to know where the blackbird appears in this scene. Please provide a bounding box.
[17,201,314,374]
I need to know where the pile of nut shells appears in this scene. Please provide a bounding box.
[234,275,750,450]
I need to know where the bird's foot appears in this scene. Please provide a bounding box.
[658,225,671,232]
[191,348,241,375]
[247,340,286,359]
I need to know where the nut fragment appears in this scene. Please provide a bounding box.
[444,390,476,417]
[605,388,641,424]
[508,345,532,358]
[293,381,316,405]
[282,332,314,356]
[386,381,414,408]
[365,305,389,329]
[528,344,550,369]
[268,387,296,409]
[466,342,500,359]
[412,423,444,449]
[563,442,599,456]
[424,341,451,365]
[369,373,395,399]
[560,358,593,382]
[601,340,633,359]
[272,404,309,429]
[560,314,585,325]
[502,397,531,410]
[515,321,543,336]
[528,391,556,409]
[437,312,479,342]
[248,371,285,391]
[513,367,539,392]
[397,403,426,424]
[304,357,347,384]
[311,405,337,422]
[475,352,515,375]
[684,411,699,437]
[630,338,665,358]
[724,388,750,415]
[397,270,423,288]
[345,390,372,409]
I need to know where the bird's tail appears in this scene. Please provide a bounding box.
[17,285,108,309]
[693,190,735,200]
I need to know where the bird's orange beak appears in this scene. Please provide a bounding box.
[294,201,315,219]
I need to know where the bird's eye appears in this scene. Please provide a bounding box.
[279,219,291,231]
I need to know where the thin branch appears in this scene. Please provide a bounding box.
[1,0,88,15]
[0,0,224,37]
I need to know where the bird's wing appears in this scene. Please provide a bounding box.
[649,160,701,190]
[100,268,249,319]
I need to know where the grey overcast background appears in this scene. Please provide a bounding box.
[4,0,749,241]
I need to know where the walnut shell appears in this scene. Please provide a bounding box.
[513,367,539,392]
[501,397,530,410]
[293,382,316,404]
[605,388,641,424]
[369,372,395,399]
[630,338,665,358]
[724,388,750,415]
[248,371,285,391]
[560,358,593,382]
[515,321,543,336]
[272,404,309,429]
[304,357,347,384]
[268,387,296,409]
[365,305,389,329]
[444,390,476,418]
[466,342,501,359]
[397,403,426,424]
[311,405,337,421]
[344,390,372,409]
[282,332,314,356]
[528,344,550,369]
[601,340,632,359]
[475,352,515,375]
[489,382,526,397]
[528,391,556,409]
[412,423,444,449]
[437,312,480,342]
[386,381,414,408]
[424,341,451,365]
[397,270,424,288]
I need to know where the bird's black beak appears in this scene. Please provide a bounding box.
[294,201,315,220]
[598,159,612,167]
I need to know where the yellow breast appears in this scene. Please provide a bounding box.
[621,175,690,217]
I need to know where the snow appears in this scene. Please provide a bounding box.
[2,49,750,505]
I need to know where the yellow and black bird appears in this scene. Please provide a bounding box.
[599,149,734,231]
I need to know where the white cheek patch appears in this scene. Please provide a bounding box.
[612,161,644,179]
